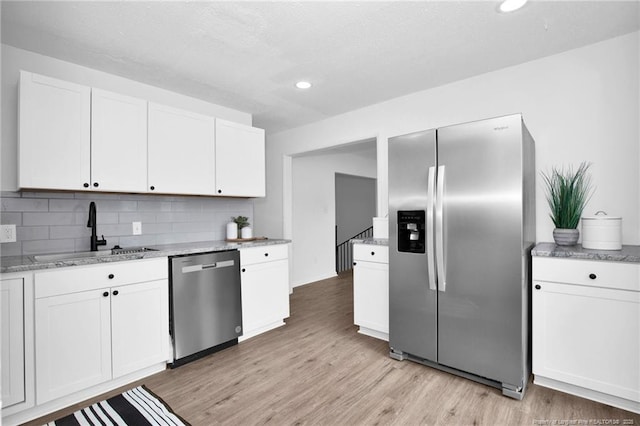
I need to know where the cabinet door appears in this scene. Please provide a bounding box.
[215,119,265,197]
[111,280,169,378]
[241,259,289,334]
[91,89,148,192]
[533,281,640,402]
[1,278,25,408]
[19,71,91,190]
[148,103,216,195]
[35,289,111,404]
[353,261,389,333]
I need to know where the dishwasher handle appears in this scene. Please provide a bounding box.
[181,259,235,274]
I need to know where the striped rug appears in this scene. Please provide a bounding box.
[46,386,189,426]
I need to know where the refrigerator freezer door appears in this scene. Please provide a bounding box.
[388,129,438,362]
[436,114,525,387]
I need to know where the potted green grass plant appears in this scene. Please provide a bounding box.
[540,162,594,246]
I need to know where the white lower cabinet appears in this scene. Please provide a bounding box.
[353,244,389,341]
[35,288,111,403]
[1,278,25,409]
[239,244,290,341]
[33,258,169,408]
[532,256,640,414]
[111,280,169,378]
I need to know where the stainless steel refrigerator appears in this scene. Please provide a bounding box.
[388,113,535,399]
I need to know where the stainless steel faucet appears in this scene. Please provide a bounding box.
[87,201,107,251]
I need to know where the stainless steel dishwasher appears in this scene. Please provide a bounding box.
[169,249,242,367]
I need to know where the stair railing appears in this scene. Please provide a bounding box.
[335,226,374,273]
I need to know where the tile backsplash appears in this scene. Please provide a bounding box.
[0,191,253,256]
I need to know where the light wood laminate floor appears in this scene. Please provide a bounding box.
[29,272,639,425]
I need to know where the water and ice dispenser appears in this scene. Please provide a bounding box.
[397,210,425,253]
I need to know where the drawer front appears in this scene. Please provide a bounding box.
[241,244,289,266]
[35,257,168,298]
[534,257,639,292]
[353,244,389,264]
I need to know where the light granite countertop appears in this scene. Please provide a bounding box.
[0,239,291,274]
[532,242,640,263]
[350,237,389,246]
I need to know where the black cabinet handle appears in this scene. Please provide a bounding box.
[112,290,119,296]
[150,186,155,191]
[371,251,375,256]
[589,273,597,280]
[103,291,109,297]
[534,284,541,290]
[353,262,357,266]
[108,274,114,279]
[93,182,99,187]
[218,189,222,194]
[83,183,89,188]
[242,268,246,272]
[264,253,269,257]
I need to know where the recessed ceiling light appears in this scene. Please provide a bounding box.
[296,81,312,89]
[498,0,528,13]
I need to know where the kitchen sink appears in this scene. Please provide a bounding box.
[33,246,158,262]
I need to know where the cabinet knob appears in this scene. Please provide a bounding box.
[264,253,269,257]
[150,186,155,191]
[112,290,119,296]
[589,273,597,280]
[93,182,99,187]
[83,182,89,188]
[534,284,541,290]
[242,268,246,272]
[108,274,115,279]
[353,262,357,266]
[371,251,375,256]
[102,291,109,297]
[218,189,222,194]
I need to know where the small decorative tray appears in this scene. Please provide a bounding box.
[225,237,268,242]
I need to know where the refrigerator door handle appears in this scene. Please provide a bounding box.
[436,165,446,292]
[426,166,436,291]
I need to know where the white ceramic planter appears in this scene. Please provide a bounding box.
[553,228,579,246]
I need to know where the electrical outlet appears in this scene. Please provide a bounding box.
[0,224,17,243]
[132,222,142,235]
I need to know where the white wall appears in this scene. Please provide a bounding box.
[255,32,640,252]
[335,173,376,244]
[291,150,376,286]
[0,44,252,191]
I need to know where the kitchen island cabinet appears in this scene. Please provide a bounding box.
[239,244,290,341]
[215,119,265,197]
[532,246,640,414]
[352,242,389,341]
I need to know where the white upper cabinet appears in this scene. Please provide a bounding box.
[148,102,216,195]
[19,71,91,190]
[91,89,148,192]
[215,119,265,197]
[18,71,266,197]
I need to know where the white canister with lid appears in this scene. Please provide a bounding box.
[581,211,622,250]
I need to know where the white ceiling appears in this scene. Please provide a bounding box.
[2,1,639,134]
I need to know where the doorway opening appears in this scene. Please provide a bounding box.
[335,173,377,273]
[290,138,377,287]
